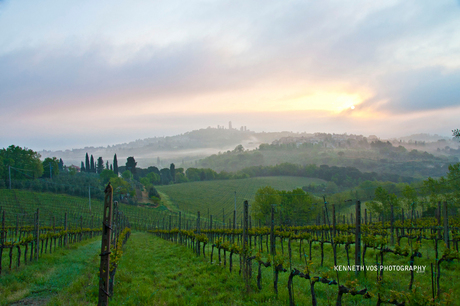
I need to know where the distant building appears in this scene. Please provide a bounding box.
[368,135,379,141]
[69,165,80,171]
[229,121,232,129]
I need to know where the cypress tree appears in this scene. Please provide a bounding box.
[126,157,137,175]
[81,161,85,173]
[170,163,176,183]
[85,153,90,173]
[97,157,104,174]
[113,154,118,176]
[90,155,95,173]
[106,161,109,170]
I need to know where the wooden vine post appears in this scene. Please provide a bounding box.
[0,210,4,275]
[233,209,236,243]
[390,205,394,245]
[437,201,442,240]
[401,208,405,235]
[196,211,200,256]
[443,201,449,248]
[98,183,114,306]
[64,213,68,247]
[16,214,19,238]
[332,204,336,237]
[355,200,361,274]
[270,205,276,256]
[243,200,249,291]
[179,212,182,244]
[35,208,40,261]
[210,214,213,244]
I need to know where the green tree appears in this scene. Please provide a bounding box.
[68,166,78,175]
[42,157,60,178]
[140,177,153,191]
[97,157,104,174]
[358,180,380,199]
[233,144,244,153]
[174,168,189,183]
[368,186,399,215]
[446,163,460,199]
[422,177,449,204]
[126,157,137,175]
[148,186,161,203]
[122,170,133,181]
[325,181,339,194]
[185,168,201,181]
[401,183,417,211]
[0,155,4,183]
[252,186,281,222]
[160,168,172,185]
[146,172,161,185]
[0,145,43,180]
[100,169,117,184]
[279,188,315,225]
[110,176,135,199]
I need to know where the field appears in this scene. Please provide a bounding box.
[0,189,164,231]
[156,176,326,221]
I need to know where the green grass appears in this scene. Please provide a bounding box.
[0,236,101,306]
[157,176,326,221]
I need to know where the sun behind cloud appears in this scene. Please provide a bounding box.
[280,91,367,113]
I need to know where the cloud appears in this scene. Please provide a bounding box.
[360,67,460,113]
[1,0,460,150]
[0,41,256,114]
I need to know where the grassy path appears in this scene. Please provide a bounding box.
[106,232,256,305]
[80,232,365,305]
[0,237,101,306]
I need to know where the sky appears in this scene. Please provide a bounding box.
[1,0,460,151]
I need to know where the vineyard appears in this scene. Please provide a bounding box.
[1,187,460,305]
[156,176,326,219]
[0,187,133,306]
[149,201,460,305]
[0,189,168,233]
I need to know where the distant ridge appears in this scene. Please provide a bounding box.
[398,133,451,142]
